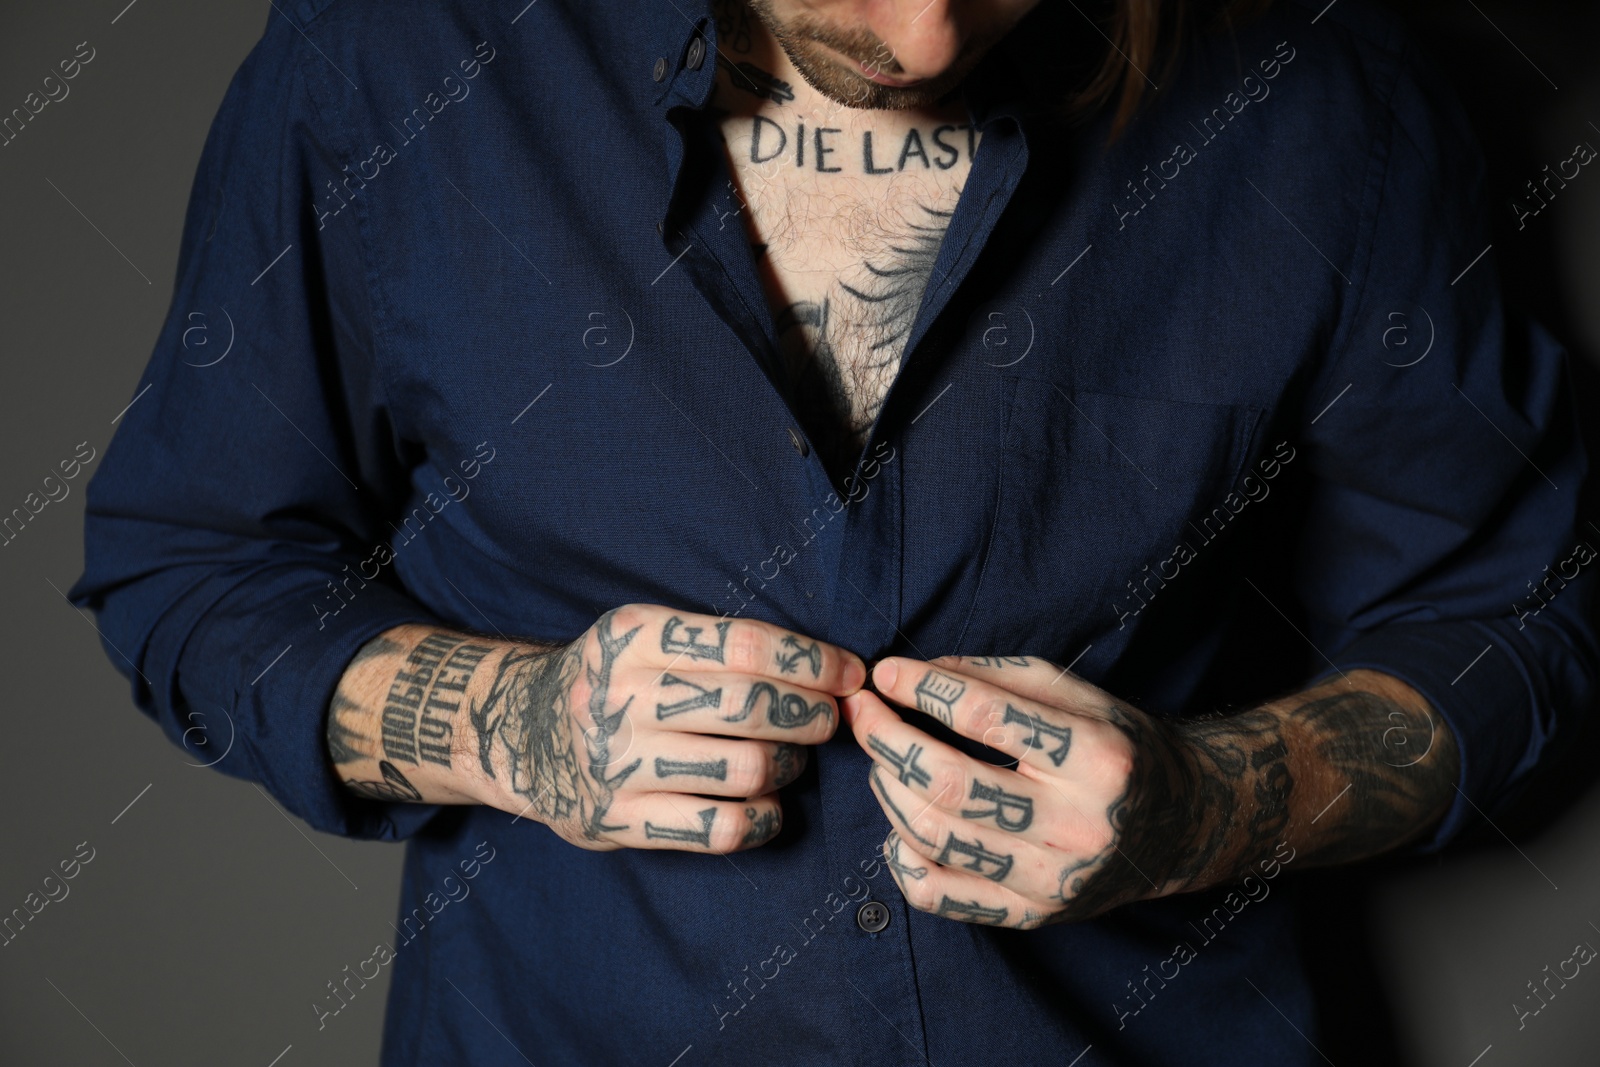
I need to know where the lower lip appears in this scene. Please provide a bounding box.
[858,61,924,88]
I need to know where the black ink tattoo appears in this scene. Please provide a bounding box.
[962,779,1034,832]
[1288,691,1457,866]
[472,612,642,841]
[934,895,1009,925]
[326,692,369,765]
[884,830,928,880]
[661,616,732,662]
[344,760,424,803]
[870,765,937,848]
[773,742,805,787]
[912,670,966,725]
[378,632,493,767]
[774,634,823,678]
[937,833,1014,882]
[968,656,1031,668]
[711,0,754,53]
[1002,704,1073,767]
[866,735,933,789]
[730,682,832,728]
[656,673,723,719]
[645,807,716,846]
[717,55,794,103]
[776,203,954,479]
[655,757,729,781]
[741,806,781,846]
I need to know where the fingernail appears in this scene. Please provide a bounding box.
[843,656,867,693]
[874,658,899,689]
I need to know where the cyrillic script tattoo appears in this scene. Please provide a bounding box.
[379,632,493,767]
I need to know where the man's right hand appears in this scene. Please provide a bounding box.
[326,605,866,853]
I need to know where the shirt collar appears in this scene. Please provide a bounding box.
[647,0,719,109]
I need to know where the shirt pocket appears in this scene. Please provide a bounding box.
[963,375,1264,654]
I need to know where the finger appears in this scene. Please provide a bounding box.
[617,605,865,695]
[640,669,838,743]
[924,654,1108,713]
[872,658,1122,777]
[604,791,784,852]
[629,736,806,798]
[845,690,1057,847]
[866,763,1060,902]
[880,830,1046,930]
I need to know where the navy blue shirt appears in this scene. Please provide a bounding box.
[71,0,1596,1063]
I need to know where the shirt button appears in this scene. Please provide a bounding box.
[686,37,707,71]
[786,427,809,457]
[652,57,668,82]
[856,901,890,934]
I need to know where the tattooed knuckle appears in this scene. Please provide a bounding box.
[927,761,966,809]
[725,627,770,673]
[726,747,768,795]
[711,810,750,853]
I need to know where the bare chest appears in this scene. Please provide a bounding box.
[718,112,977,473]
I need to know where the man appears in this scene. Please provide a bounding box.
[71,0,1593,1063]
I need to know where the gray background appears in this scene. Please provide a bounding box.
[1,1,1596,1065]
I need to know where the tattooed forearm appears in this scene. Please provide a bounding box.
[343,760,423,803]
[378,632,494,768]
[1060,674,1455,918]
[328,627,495,805]
[1287,687,1458,865]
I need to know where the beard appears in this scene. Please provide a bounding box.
[744,0,996,110]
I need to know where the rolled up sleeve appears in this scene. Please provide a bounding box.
[1292,40,1597,853]
[68,15,445,840]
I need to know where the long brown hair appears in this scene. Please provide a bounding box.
[1070,0,1280,139]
